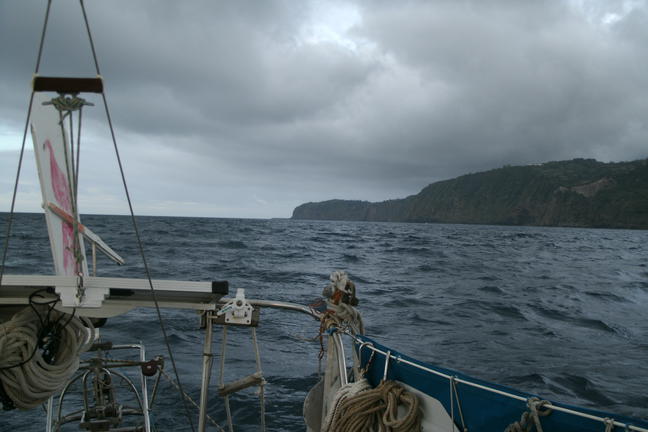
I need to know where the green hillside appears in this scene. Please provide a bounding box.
[292,158,648,229]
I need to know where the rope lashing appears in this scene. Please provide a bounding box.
[358,342,376,378]
[324,379,422,432]
[449,375,468,432]
[504,397,553,432]
[43,94,93,112]
[604,418,616,432]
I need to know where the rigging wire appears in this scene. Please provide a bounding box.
[1,1,197,427]
[75,107,83,196]
[71,106,84,276]
[59,108,82,277]
[79,1,197,429]
[0,0,52,290]
[0,3,85,403]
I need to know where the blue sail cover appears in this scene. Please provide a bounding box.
[356,336,648,432]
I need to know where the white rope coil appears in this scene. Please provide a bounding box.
[321,377,373,431]
[0,305,95,409]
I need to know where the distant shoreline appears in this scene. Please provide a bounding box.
[292,158,648,230]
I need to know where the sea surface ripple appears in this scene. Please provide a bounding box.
[1,213,647,431]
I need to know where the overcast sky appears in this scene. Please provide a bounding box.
[1,0,647,218]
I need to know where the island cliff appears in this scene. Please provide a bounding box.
[292,158,648,229]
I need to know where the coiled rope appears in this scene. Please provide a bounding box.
[324,379,422,432]
[0,305,95,409]
[321,377,372,430]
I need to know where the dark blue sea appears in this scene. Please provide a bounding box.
[1,213,647,431]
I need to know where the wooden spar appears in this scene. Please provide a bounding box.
[218,372,264,397]
[32,76,104,93]
[47,202,125,265]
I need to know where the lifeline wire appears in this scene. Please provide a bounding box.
[352,335,648,432]
[0,0,52,290]
[79,1,196,429]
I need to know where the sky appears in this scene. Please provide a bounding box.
[1,0,647,218]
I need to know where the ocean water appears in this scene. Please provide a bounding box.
[1,213,647,431]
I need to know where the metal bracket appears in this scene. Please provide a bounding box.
[217,288,253,325]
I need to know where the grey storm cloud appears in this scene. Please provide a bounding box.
[1,0,648,218]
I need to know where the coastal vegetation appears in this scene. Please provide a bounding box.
[292,158,648,229]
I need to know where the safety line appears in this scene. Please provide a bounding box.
[354,338,648,432]
[79,1,196,429]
